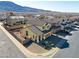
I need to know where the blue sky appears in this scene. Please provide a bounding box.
[0,0,79,12]
[16,1,79,13]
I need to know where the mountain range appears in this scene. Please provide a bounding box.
[0,1,51,12]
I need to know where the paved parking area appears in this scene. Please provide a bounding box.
[0,29,25,58]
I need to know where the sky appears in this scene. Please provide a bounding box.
[0,0,79,13]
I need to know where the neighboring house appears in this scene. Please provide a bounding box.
[0,14,7,21]
[60,18,73,30]
[66,19,72,27]
[50,24,61,33]
[29,19,60,34]
[36,23,51,32]
[69,16,79,25]
[6,16,26,26]
[40,18,62,33]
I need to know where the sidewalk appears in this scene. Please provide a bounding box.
[0,29,26,58]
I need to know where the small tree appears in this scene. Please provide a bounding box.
[9,12,15,16]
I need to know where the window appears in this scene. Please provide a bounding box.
[36,36,37,38]
[20,21,23,24]
[39,36,41,41]
[35,36,37,42]
[26,31,28,36]
[24,37,27,39]
[45,23,48,25]
[67,19,69,21]
[47,25,49,28]
[42,26,45,29]
[13,23,16,25]
[33,35,34,39]
[16,21,20,25]
[62,19,65,22]
[35,39,37,42]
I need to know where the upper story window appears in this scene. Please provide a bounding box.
[42,26,45,29]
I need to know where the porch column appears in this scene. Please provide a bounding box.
[40,35,42,41]
[43,35,46,40]
[37,36,39,43]
[32,35,35,41]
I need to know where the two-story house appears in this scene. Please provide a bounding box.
[20,17,64,43]
[6,16,26,26]
[20,19,52,43]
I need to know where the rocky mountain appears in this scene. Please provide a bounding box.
[0,1,51,12]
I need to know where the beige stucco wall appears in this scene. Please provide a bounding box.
[20,27,40,42]
[6,18,18,26]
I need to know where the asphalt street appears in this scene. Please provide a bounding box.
[0,29,25,58]
[54,28,79,58]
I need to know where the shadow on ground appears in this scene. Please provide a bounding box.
[55,27,78,37]
[60,41,69,49]
[55,30,72,37]
[37,35,69,50]
[72,27,78,31]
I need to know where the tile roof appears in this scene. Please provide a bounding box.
[28,25,43,35]
[69,16,79,21]
[41,18,60,24]
[26,19,45,26]
[10,16,24,19]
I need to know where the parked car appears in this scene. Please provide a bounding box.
[23,39,32,47]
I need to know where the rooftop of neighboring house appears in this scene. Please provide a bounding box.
[26,18,46,26]
[8,16,25,19]
[0,14,7,19]
[40,18,60,25]
[0,12,7,19]
[69,16,79,21]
